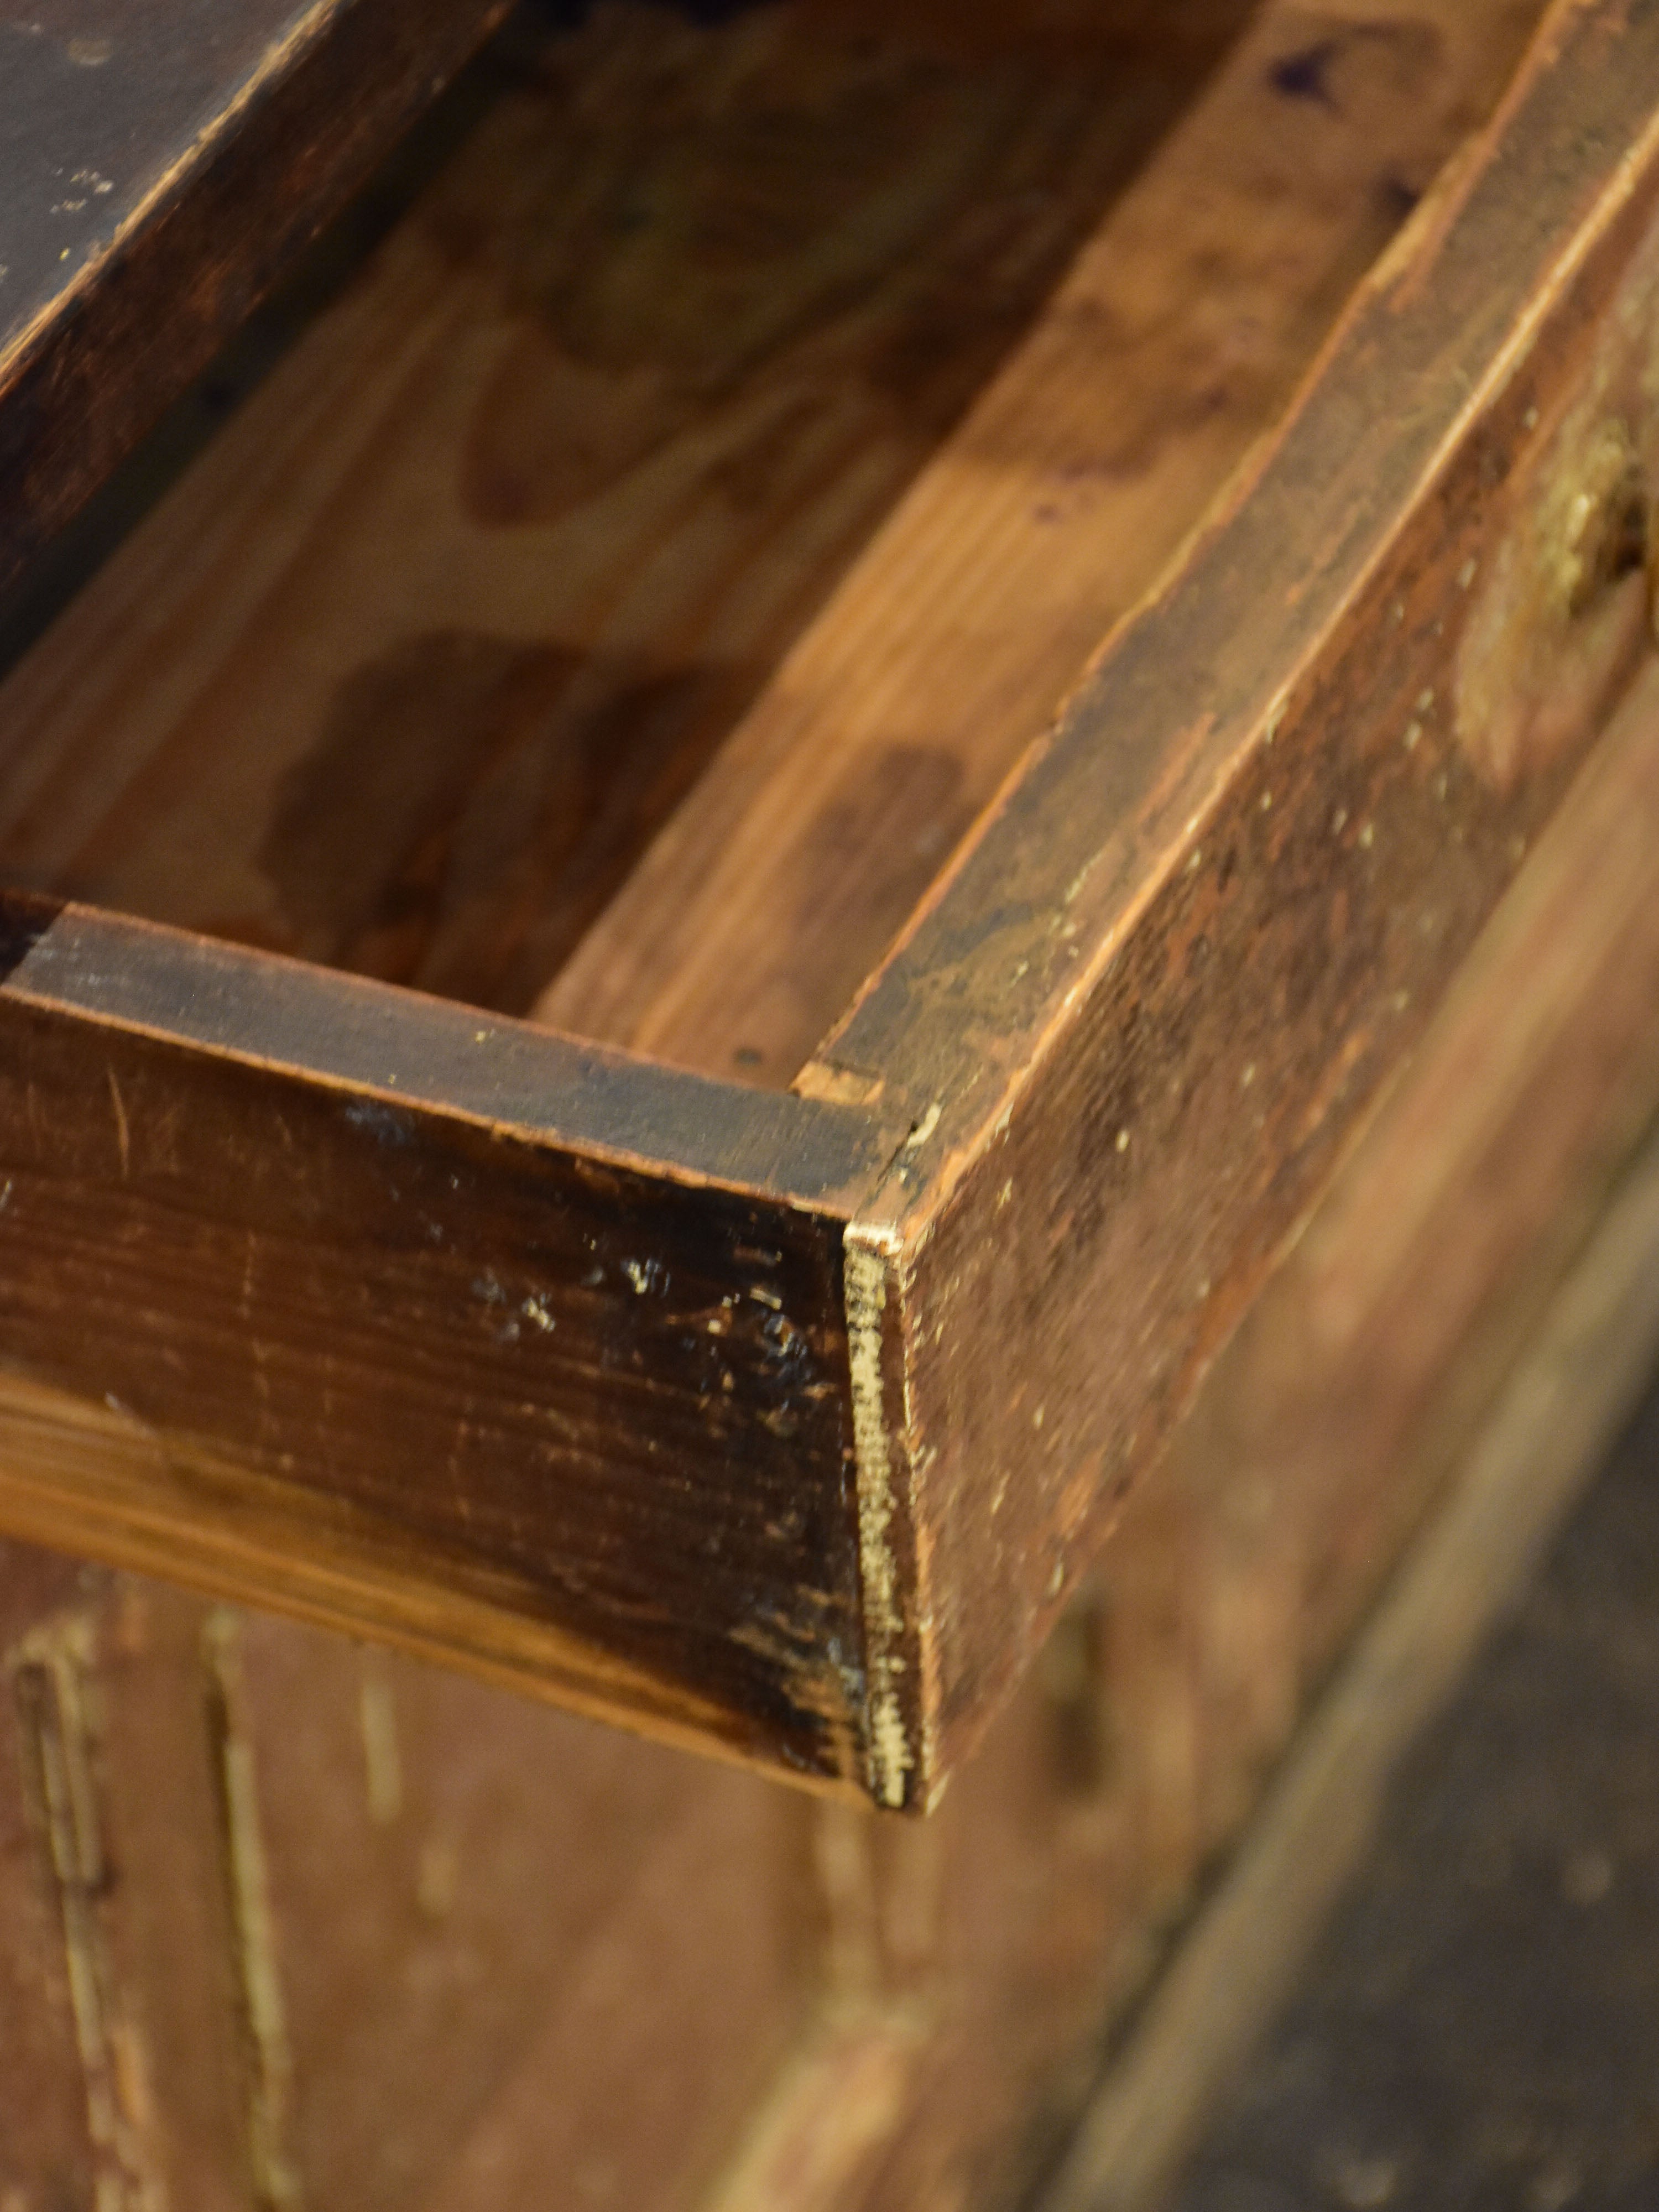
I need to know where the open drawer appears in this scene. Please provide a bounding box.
[0,0,1651,1808]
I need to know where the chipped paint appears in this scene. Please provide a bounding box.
[900,1102,941,1155]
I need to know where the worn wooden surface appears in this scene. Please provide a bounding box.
[504,15,1659,2193]
[540,0,1542,1076]
[833,0,1659,1799]
[0,900,900,1784]
[0,0,1251,1010]
[0,1557,816,2211]
[796,644,1659,2204]
[11,9,1659,2185]
[10,2,1659,2206]
[0,0,1579,1802]
[0,0,512,596]
[9,611,1659,2204]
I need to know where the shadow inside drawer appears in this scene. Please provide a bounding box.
[0,0,1250,1021]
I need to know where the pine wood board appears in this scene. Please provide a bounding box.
[536,0,1543,1079]
[0,0,1243,1015]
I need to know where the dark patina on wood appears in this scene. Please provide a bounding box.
[819,0,1659,1800]
[1,0,1657,1807]
[0,0,509,591]
[0,901,903,1781]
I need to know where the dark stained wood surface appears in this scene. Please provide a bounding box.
[0,899,906,1785]
[4,601,1659,2207]
[12,6,1659,2185]
[0,895,889,1202]
[4,3,1657,2200]
[0,0,510,592]
[0,0,1653,1809]
[823,0,1659,1799]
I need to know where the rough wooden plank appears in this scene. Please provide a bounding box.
[9,2,1658,2201]
[11,168,1659,2212]
[0,0,514,592]
[754,573,1659,2210]
[536,0,1543,1076]
[0,898,900,1786]
[0,1566,269,2209]
[0,0,1246,1011]
[0,1546,817,2212]
[0,895,888,1201]
[832,0,1659,1802]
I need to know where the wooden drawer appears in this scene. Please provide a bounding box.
[0,0,1651,1810]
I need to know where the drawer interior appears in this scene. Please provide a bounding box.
[0,0,1542,1088]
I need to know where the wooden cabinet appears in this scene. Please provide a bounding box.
[6,1,1659,2204]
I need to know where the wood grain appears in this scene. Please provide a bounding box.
[0,0,1248,1014]
[0,0,512,592]
[0,1549,817,2212]
[0,0,1608,1804]
[221,1615,808,2212]
[9,4,1659,2208]
[836,0,1659,1798]
[0,1550,123,2210]
[537,0,1543,1077]
[7,609,1659,2202]
[810,549,1659,2212]
[0,1566,266,2210]
[0,900,899,1785]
